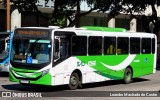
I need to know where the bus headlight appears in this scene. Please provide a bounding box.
[42,69,50,76]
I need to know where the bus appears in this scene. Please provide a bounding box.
[0,32,13,72]
[9,26,157,90]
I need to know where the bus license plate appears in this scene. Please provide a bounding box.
[20,80,29,84]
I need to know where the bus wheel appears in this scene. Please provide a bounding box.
[68,73,79,90]
[124,67,133,84]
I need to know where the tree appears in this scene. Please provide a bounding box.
[51,0,112,27]
[1,0,38,12]
[97,0,160,35]
[0,0,113,27]
[1,0,49,25]
[1,0,95,27]
[121,0,160,35]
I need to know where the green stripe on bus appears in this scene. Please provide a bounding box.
[81,26,127,32]
[77,54,154,79]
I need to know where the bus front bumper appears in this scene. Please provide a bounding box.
[9,69,52,86]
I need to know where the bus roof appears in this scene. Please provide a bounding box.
[15,27,156,38]
[81,26,127,32]
[55,28,156,38]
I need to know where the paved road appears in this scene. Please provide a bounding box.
[0,70,160,100]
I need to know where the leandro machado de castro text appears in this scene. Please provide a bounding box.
[110,92,158,97]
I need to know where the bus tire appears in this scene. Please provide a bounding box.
[78,76,83,89]
[124,67,133,84]
[68,73,79,90]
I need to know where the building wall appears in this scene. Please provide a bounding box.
[21,13,49,27]
[79,16,108,27]
[79,15,131,31]
[1,1,159,32]
[115,18,130,30]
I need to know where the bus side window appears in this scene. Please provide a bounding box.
[117,37,129,54]
[88,36,102,55]
[60,42,69,58]
[141,38,151,54]
[104,37,116,55]
[152,38,155,54]
[130,37,140,54]
[72,36,87,56]
[117,49,122,54]
[107,45,115,54]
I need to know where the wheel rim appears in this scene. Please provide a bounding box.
[70,76,77,86]
[126,71,131,81]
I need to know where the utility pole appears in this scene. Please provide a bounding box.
[6,0,10,32]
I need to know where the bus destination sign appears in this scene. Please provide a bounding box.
[15,29,50,38]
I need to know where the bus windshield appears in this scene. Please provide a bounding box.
[11,38,51,64]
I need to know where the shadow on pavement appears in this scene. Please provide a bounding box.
[0,72,9,77]
[2,84,68,92]
[2,78,149,92]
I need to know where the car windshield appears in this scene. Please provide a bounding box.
[11,38,51,64]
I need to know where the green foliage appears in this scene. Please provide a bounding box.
[111,0,158,15]
[2,0,160,33]
[49,16,66,27]
[95,0,160,34]
[52,0,104,27]
[2,0,38,12]
[1,0,112,27]
[51,0,76,27]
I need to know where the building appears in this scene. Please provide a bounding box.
[0,0,159,32]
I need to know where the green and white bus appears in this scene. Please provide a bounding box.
[9,26,157,90]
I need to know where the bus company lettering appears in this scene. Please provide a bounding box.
[88,61,96,67]
[77,61,85,67]
[77,61,96,67]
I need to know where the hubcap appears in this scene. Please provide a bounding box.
[126,72,131,81]
[70,76,77,86]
